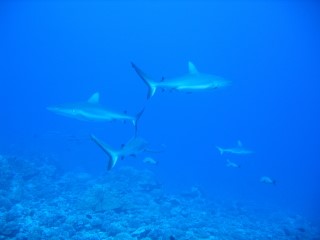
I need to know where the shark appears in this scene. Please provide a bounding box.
[47,92,144,135]
[91,134,161,170]
[216,141,253,155]
[260,176,276,185]
[226,159,240,168]
[131,61,230,99]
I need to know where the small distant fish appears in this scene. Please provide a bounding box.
[216,140,253,155]
[226,159,240,168]
[260,176,276,185]
[143,157,158,165]
[131,61,230,99]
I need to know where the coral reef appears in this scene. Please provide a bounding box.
[0,154,319,240]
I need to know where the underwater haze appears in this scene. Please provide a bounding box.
[0,1,320,239]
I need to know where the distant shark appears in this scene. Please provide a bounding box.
[226,159,240,168]
[47,92,144,136]
[131,61,230,99]
[260,176,276,185]
[216,141,253,155]
[91,134,159,170]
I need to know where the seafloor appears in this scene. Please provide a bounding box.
[0,154,319,240]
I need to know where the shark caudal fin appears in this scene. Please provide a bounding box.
[216,146,224,155]
[90,135,119,170]
[132,107,146,137]
[131,62,157,99]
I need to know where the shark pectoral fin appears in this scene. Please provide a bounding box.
[188,61,199,74]
[88,92,100,104]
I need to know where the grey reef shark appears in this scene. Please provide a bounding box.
[131,61,230,99]
[226,159,240,168]
[47,92,145,136]
[90,135,163,170]
[260,176,276,185]
[216,141,253,155]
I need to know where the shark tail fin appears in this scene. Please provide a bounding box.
[90,135,119,170]
[132,107,146,137]
[216,146,224,155]
[131,62,157,99]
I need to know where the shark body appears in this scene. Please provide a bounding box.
[216,141,253,155]
[226,159,240,168]
[47,93,144,135]
[131,61,230,99]
[260,176,276,185]
[91,135,153,170]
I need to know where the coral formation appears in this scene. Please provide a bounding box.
[0,154,319,240]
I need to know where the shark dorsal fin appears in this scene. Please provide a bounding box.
[237,140,243,147]
[88,92,100,104]
[188,61,199,74]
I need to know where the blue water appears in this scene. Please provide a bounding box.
[0,1,319,239]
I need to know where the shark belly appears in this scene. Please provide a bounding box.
[75,110,114,121]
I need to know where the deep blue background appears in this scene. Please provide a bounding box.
[1,1,319,223]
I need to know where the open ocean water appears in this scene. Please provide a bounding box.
[0,1,319,239]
